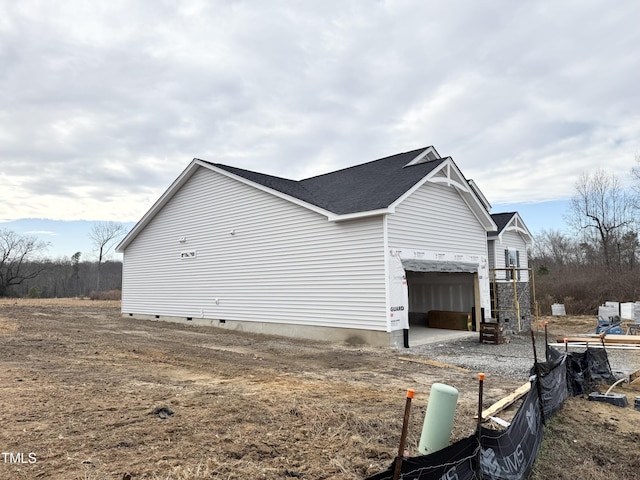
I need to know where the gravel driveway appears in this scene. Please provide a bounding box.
[406,330,639,381]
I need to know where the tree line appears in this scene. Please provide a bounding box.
[531,159,640,315]
[0,221,126,298]
[12,258,123,299]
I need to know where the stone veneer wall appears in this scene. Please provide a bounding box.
[495,282,532,332]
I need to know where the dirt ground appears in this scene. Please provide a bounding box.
[0,300,638,480]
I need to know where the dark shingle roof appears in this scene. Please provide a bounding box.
[206,147,447,215]
[200,163,326,208]
[490,212,517,234]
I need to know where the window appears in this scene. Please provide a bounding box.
[504,249,520,280]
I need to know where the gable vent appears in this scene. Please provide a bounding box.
[404,146,441,167]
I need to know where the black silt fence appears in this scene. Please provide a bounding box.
[365,345,612,480]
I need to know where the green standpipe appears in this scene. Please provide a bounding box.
[418,383,459,455]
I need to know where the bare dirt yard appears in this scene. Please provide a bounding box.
[0,299,638,479]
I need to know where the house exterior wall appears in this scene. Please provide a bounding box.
[489,230,532,331]
[121,167,388,341]
[488,239,496,271]
[490,231,530,282]
[385,181,491,318]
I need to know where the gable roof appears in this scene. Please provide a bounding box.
[489,212,533,246]
[117,147,497,252]
[491,212,517,233]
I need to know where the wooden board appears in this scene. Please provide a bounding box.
[627,377,640,391]
[476,382,531,421]
[556,334,640,345]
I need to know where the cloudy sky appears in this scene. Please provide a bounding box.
[2,1,640,257]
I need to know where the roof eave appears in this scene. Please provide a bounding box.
[328,208,391,222]
[116,159,204,252]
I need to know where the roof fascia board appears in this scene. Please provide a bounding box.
[403,146,441,167]
[328,208,391,222]
[117,159,202,252]
[468,179,491,211]
[459,192,498,232]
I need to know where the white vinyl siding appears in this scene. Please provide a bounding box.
[121,167,387,331]
[492,230,530,282]
[386,181,488,255]
[488,240,496,269]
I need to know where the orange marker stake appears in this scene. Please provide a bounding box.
[477,373,485,425]
[393,389,415,480]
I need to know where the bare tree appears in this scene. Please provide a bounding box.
[567,170,635,270]
[531,230,578,270]
[89,222,127,291]
[0,229,49,296]
[630,152,640,194]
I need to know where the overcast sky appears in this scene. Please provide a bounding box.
[2,0,640,229]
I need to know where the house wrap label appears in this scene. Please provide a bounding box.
[388,252,409,331]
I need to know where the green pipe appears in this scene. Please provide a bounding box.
[418,383,459,455]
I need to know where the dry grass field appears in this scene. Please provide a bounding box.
[0,299,638,479]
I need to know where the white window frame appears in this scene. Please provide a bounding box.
[505,248,520,281]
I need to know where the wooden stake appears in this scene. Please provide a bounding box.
[600,333,614,376]
[530,330,546,425]
[475,381,531,421]
[544,321,549,354]
[476,373,485,480]
[393,389,415,480]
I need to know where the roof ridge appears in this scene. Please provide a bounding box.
[300,147,429,182]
